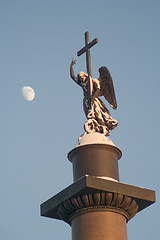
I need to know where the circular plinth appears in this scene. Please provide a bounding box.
[68,143,122,182]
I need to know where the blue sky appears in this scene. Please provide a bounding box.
[0,1,159,239]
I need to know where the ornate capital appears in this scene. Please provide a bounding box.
[58,192,138,224]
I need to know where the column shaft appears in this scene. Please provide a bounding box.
[71,211,128,240]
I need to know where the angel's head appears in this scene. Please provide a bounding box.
[77,72,88,83]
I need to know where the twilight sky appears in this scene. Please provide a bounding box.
[0,1,159,239]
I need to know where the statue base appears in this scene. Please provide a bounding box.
[76,132,115,147]
[68,133,122,182]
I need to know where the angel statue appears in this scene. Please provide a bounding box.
[70,59,118,136]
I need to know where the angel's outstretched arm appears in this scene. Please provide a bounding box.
[70,59,77,82]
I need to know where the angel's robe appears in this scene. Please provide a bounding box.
[78,76,118,131]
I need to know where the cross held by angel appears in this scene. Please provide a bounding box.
[70,32,118,136]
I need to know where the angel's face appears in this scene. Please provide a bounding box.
[78,72,87,83]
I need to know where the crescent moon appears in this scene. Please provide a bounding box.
[22,86,35,101]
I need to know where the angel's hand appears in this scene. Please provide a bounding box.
[71,58,76,65]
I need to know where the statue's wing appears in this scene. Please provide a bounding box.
[98,66,117,109]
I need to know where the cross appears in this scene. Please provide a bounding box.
[77,32,98,110]
[77,31,98,77]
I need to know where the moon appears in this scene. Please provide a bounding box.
[22,86,35,101]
